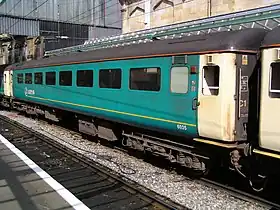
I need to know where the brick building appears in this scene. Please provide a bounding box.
[120,0,280,33]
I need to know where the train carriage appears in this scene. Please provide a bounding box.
[1,28,272,179]
[252,27,280,159]
[4,18,280,192]
[0,64,14,108]
[0,65,7,95]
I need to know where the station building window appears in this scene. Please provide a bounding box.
[25,73,32,84]
[99,69,121,89]
[202,65,220,96]
[269,62,280,98]
[46,72,56,85]
[35,72,43,84]
[129,67,161,91]
[59,71,72,86]
[170,66,188,93]
[17,73,23,84]
[77,70,93,87]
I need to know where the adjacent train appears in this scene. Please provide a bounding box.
[1,25,280,191]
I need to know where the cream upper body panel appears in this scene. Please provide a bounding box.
[198,53,236,142]
[259,48,280,152]
[4,69,13,97]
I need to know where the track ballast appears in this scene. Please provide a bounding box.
[0,114,186,210]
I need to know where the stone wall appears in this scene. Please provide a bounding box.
[120,0,280,33]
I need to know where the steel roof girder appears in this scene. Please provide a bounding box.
[44,5,280,57]
[152,10,280,38]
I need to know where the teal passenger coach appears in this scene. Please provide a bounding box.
[13,56,199,137]
[0,28,270,178]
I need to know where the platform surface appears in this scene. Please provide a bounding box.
[0,134,89,210]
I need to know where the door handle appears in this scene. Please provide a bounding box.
[192,98,200,110]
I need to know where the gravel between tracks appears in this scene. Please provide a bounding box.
[0,110,268,210]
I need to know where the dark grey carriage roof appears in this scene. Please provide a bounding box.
[262,26,280,47]
[15,28,268,70]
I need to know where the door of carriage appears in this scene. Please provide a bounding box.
[4,68,13,97]
[170,55,199,136]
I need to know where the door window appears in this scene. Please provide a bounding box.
[170,66,189,93]
[269,62,280,98]
[202,65,220,96]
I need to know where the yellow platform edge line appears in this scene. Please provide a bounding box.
[26,95,196,127]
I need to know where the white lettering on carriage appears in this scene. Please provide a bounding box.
[24,87,35,96]
[177,124,187,130]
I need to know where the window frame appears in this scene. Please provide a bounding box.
[202,65,220,96]
[269,62,280,98]
[34,72,43,85]
[129,67,161,92]
[46,71,56,85]
[76,70,94,87]
[25,73,32,84]
[170,66,189,94]
[17,73,23,84]
[99,68,122,89]
[59,70,72,86]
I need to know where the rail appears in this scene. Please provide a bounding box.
[0,114,186,210]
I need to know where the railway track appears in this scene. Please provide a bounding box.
[198,178,280,210]
[0,115,186,210]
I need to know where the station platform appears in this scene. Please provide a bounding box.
[0,134,90,210]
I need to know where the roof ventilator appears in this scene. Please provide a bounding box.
[172,55,187,64]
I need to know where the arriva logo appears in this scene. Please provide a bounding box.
[24,87,35,96]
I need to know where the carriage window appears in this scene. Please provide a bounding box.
[35,72,43,84]
[269,62,280,98]
[77,70,93,87]
[25,73,32,84]
[202,65,220,95]
[170,67,188,93]
[130,67,160,91]
[17,73,23,83]
[46,72,56,85]
[99,69,121,89]
[59,71,72,86]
